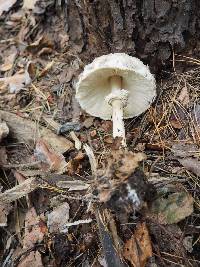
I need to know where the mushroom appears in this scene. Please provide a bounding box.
[75,53,156,146]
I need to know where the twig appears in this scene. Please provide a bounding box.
[83,144,97,179]
[0,178,39,204]
[1,161,41,169]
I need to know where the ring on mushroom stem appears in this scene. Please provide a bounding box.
[75,53,156,147]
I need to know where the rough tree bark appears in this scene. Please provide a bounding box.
[63,0,200,73]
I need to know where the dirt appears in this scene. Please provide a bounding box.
[0,2,200,267]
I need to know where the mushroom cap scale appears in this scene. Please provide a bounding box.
[75,53,156,120]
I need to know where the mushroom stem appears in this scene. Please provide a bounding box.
[110,76,126,146]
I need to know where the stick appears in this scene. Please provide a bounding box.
[0,178,39,204]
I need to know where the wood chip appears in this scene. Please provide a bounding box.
[0,110,73,154]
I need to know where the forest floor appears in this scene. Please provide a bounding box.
[0,2,200,267]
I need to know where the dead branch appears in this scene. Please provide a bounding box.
[0,177,39,204]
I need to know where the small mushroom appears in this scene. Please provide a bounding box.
[75,53,156,146]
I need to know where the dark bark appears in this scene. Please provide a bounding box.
[64,0,200,73]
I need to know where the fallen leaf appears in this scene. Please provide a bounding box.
[149,224,186,261]
[104,135,113,144]
[34,139,67,173]
[123,222,152,267]
[0,71,31,93]
[106,150,146,180]
[83,117,94,128]
[0,121,9,142]
[0,46,18,72]
[47,202,70,233]
[66,153,84,176]
[23,0,39,10]
[147,191,194,224]
[0,110,73,154]
[170,118,183,129]
[17,251,43,267]
[172,143,200,176]
[26,35,53,55]
[97,150,148,205]
[58,67,75,83]
[173,143,199,158]
[27,61,36,79]
[23,207,44,249]
[100,121,113,132]
[0,0,17,16]
[178,157,200,176]
[0,62,33,93]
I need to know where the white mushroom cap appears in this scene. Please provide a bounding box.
[75,53,156,120]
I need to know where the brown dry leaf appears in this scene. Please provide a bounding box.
[66,152,84,176]
[0,46,18,72]
[34,139,67,173]
[26,35,53,55]
[58,67,75,83]
[98,150,147,204]
[172,143,200,176]
[47,202,70,233]
[177,86,190,106]
[17,251,43,267]
[123,222,152,267]
[106,150,146,180]
[104,135,113,144]
[100,121,113,132]
[0,110,73,154]
[178,157,200,176]
[0,62,34,93]
[170,118,182,129]
[0,121,9,142]
[23,207,44,249]
[23,0,39,10]
[147,191,193,224]
[0,0,17,16]
[83,117,94,128]
[0,72,31,93]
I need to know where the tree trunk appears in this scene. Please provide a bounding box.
[64,0,200,73]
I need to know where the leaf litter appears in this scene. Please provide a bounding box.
[0,3,200,267]
[123,222,152,267]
